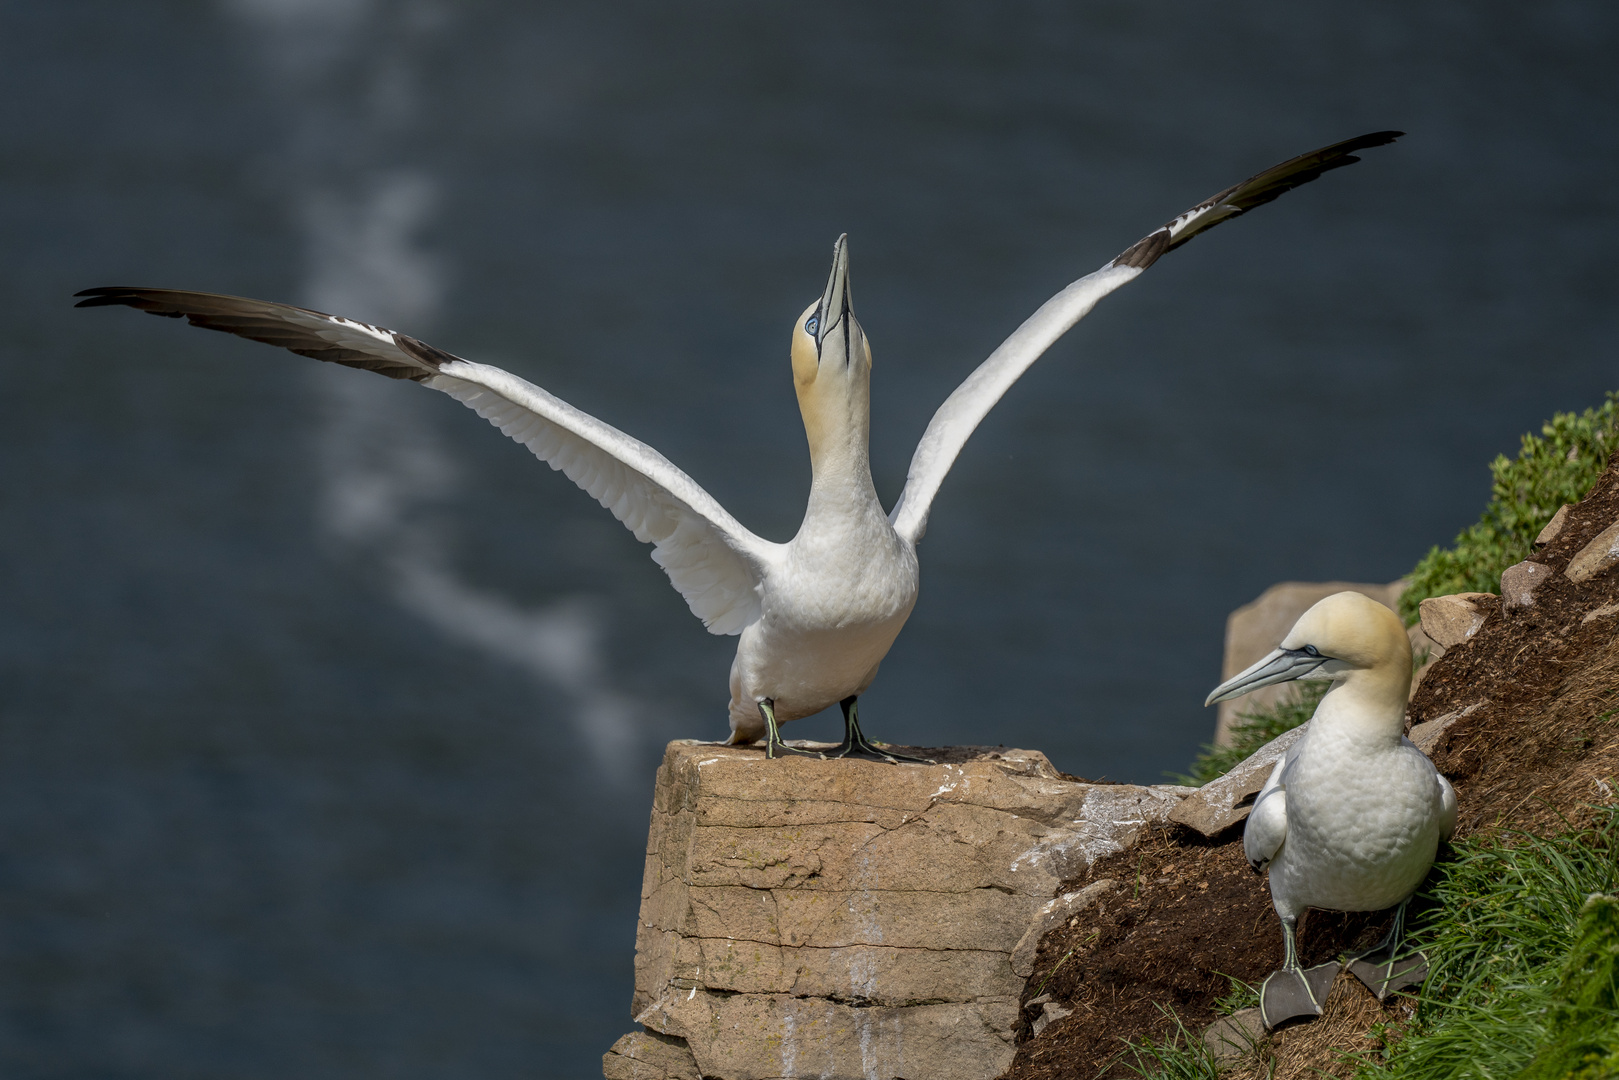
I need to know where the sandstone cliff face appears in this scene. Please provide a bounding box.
[604,741,1190,1080]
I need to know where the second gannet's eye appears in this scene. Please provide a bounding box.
[1303,645,1321,657]
[804,313,819,337]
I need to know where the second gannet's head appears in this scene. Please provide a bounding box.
[1204,591,1413,707]
[790,234,873,462]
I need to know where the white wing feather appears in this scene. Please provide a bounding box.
[888,130,1402,544]
[73,287,778,635]
[888,262,1140,543]
[427,361,775,634]
[1243,756,1290,871]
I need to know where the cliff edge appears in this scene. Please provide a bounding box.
[603,741,1191,1080]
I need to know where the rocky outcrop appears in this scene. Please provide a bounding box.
[604,1030,702,1080]
[1565,515,1619,584]
[1535,503,1572,547]
[1170,722,1307,836]
[1502,559,1554,608]
[606,741,1191,1080]
[1418,593,1492,648]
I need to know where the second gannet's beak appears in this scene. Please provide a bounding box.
[1204,647,1330,706]
[814,233,855,364]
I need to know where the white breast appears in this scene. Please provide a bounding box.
[1267,725,1446,918]
[725,514,919,739]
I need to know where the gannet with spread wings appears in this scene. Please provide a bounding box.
[78,131,1400,761]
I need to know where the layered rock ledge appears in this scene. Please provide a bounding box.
[603,741,1191,1080]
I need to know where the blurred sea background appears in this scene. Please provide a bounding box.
[3,2,1617,1076]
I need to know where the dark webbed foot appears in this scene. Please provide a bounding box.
[828,697,935,765]
[1347,952,1428,1000]
[758,699,824,760]
[1258,914,1336,1029]
[1259,962,1339,1029]
[1347,898,1427,1000]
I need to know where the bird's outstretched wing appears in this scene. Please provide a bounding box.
[887,131,1403,544]
[74,288,779,635]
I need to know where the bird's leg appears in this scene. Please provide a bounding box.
[1282,914,1302,974]
[1365,898,1407,963]
[759,699,823,760]
[1259,914,1340,1029]
[1348,899,1427,1000]
[828,697,895,761]
[828,696,934,764]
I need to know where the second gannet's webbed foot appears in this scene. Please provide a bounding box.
[828,696,935,764]
[1259,963,1340,1029]
[1347,952,1428,1001]
[1259,915,1338,1029]
[759,699,823,760]
[1348,899,1428,1000]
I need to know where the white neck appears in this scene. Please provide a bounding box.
[1312,663,1410,743]
[795,374,888,535]
[806,409,885,525]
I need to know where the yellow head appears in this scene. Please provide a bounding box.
[1206,591,1413,708]
[1278,591,1412,678]
[790,235,873,471]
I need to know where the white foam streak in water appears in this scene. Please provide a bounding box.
[226,0,639,777]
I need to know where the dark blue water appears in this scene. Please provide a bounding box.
[3,2,1617,1076]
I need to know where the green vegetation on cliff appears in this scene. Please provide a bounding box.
[1398,392,1619,625]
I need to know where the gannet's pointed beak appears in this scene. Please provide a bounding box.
[815,234,853,356]
[1205,647,1329,706]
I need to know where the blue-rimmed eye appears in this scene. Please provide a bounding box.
[1303,644,1321,657]
[804,314,819,336]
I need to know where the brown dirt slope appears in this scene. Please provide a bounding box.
[1000,453,1619,1080]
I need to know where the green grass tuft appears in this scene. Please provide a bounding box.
[1511,892,1619,1080]
[1114,1005,1229,1080]
[1398,393,1619,625]
[1352,807,1619,1080]
[1212,975,1260,1017]
[1111,978,1260,1077]
[1175,682,1328,786]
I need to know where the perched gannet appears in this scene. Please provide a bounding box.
[1206,591,1457,1027]
[80,132,1399,761]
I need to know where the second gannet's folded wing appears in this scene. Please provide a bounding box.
[1435,771,1458,842]
[887,131,1402,544]
[1244,732,1303,871]
[74,287,779,635]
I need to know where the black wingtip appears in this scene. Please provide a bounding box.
[1311,130,1405,171]
[74,287,201,320]
[1107,131,1405,270]
[392,333,455,373]
[73,286,122,308]
[74,287,151,310]
[1353,130,1405,148]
